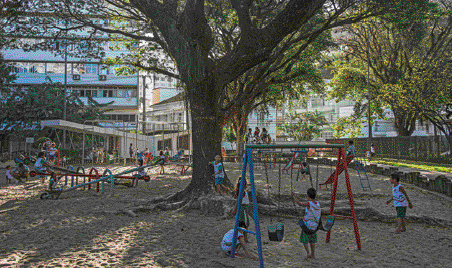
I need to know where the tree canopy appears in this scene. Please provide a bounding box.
[2,0,428,203]
[329,0,452,136]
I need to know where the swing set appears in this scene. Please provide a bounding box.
[230,144,362,268]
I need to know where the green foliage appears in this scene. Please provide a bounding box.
[282,111,327,141]
[0,54,16,93]
[0,81,111,134]
[222,125,237,143]
[332,116,366,138]
[328,0,452,136]
[371,160,452,173]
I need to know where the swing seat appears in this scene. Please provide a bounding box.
[268,222,284,242]
[322,215,335,232]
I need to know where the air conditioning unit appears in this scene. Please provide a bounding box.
[72,74,80,80]
[99,74,107,81]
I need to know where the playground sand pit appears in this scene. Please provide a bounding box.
[0,163,451,267]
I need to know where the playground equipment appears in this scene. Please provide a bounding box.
[36,162,156,200]
[14,154,36,165]
[230,144,362,268]
[282,150,308,174]
[176,162,192,175]
[353,157,371,191]
[263,151,284,242]
[318,154,354,190]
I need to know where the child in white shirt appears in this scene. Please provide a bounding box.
[221,222,256,260]
[292,188,321,259]
[5,165,15,184]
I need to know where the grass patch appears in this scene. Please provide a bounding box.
[370,160,452,173]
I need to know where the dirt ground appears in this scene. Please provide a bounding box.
[0,162,451,268]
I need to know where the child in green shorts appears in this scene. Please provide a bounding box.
[292,188,321,259]
[386,173,413,234]
[231,177,254,242]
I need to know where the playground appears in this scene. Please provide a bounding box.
[1,148,452,268]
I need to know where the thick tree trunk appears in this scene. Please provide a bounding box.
[393,108,417,136]
[232,120,247,157]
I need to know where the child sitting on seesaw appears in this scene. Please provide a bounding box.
[48,172,62,192]
[221,221,257,260]
[292,188,321,260]
[386,173,413,234]
[136,158,147,178]
[35,152,48,174]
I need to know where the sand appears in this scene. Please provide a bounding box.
[0,162,451,267]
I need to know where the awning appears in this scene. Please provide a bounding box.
[40,119,140,139]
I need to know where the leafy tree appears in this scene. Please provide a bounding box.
[332,115,367,138]
[0,0,26,49]
[226,27,333,155]
[0,81,110,151]
[329,0,452,136]
[7,0,422,213]
[222,124,237,148]
[282,111,327,141]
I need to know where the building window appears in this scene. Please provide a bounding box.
[100,65,109,75]
[92,90,98,97]
[108,90,113,97]
[311,98,324,108]
[86,64,97,74]
[79,90,85,97]
[73,63,86,74]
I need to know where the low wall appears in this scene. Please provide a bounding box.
[306,158,452,198]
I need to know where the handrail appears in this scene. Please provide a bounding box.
[245,144,345,149]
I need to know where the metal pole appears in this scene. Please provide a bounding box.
[135,116,138,156]
[63,19,68,150]
[82,123,85,167]
[142,75,147,135]
[365,24,372,155]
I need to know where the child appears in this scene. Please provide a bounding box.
[231,177,253,242]
[48,143,58,165]
[254,127,260,143]
[292,188,321,259]
[386,173,413,234]
[154,151,166,174]
[245,128,253,144]
[136,158,147,178]
[12,163,29,183]
[261,128,268,143]
[5,165,14,184]
[370,143,376,157]
[164,147,171,159]
[209,155,227,195]
[346,140,356,157]
[146,150,153,165]
[35,152,48,173]
[221,222,256,260]
[48,172,61,192]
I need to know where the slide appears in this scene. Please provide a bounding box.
[319,156,354,188]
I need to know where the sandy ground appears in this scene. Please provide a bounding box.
[0,162,451,268]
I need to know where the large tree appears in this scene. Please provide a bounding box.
[6,0,420,214]
[226,27,331,155]
[282,110,328,141]
[330,0,451,136]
